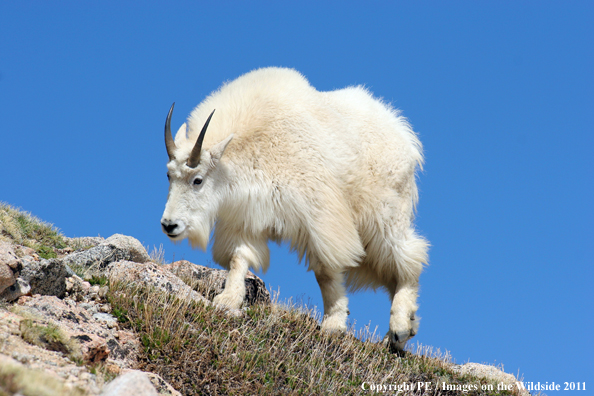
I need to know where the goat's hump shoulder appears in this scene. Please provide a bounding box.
[183,67,315,147]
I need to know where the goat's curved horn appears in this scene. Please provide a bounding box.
[187,109,216,168]
[165,103,177,161]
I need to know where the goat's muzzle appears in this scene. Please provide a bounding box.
[161,218,183,237]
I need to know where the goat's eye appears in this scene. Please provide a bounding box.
[193,177,203,185]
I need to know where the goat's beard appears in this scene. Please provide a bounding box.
[187,220,212,251]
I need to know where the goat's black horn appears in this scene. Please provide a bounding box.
[165,103,177,161]
[187,109,216,168]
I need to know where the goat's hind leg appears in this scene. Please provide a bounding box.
[385,230,427,352]
[387,282,420,352]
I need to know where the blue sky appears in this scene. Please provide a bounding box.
[1,1,592,391]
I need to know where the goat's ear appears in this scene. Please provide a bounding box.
[175,123,187,141]
[210,134,234,164]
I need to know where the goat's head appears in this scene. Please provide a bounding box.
[160,103,233,250]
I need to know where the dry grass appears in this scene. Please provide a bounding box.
[0,356,85,396]
[148,244,168,265]
[108,281,521,396]
[19,319,81,362]
[12,305,82,364]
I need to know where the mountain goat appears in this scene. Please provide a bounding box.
[160,67,428,351]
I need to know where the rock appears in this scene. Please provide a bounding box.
[98,285,109,298]
[451,362,530,396]
[65,236,106,249]
[104,234,150,263]
[0,242,20,295]
[0,277,31,301]
[83,337,110,363]
[0,241,22,270]
[18,295,139,367]
[163,260,270,306]
[61,234,150,276]
[99,370,159,396]
[65,274,84,293]
[0,353,87,396]
[106,261,209,305]
[19,258,74,298]
[144,372,182,396]
[4,234,150,301]
[0,262,15,294]
[13,244,38,260]
[0,306,104,395]
[93,312,118,326]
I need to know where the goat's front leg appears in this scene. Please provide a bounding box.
[213,250,249,309]
[315,269,349,332]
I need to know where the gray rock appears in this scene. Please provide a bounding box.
[65,236,105,249]
[0,262,15,294]
[20,294,139,366]
[103,234,150,264]
[144,372,181,396]
[20,258,74,298]
[93,312,117,325]
[163,260,270,306]
[100,370,159,396]
[0,241,22,270]
[451,362,530,396]
[0,277,31,301]
[106,261,209,305]
[0,242,21,295]
[61,234,150,276]
[1,235,148,300]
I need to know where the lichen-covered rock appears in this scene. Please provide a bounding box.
[18,295,139,367]
[0,353,87,396]
[61,234,150,277]
[106,261,209,305]
[163,260,270,306]
[99,370,159,396]
[0,305,104,395]
[65,236,105,249]
[0,277,31,301]
[451,362,530,396]
[1,235,150,301]
[1,231,227,396]
[0,241,22,270]
[0,241,21,295]
[144,371,182,396]
[0,262,15,294]
[19,258,74,298]
[103,234,150,264]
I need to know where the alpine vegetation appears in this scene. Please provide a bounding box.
[160,67,429,351]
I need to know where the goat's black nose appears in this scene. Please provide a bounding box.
[161,220,178,234]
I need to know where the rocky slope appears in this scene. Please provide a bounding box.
[0,205,526,396]
[0,231,268,396]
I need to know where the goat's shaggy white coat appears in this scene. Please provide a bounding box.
[161,67,429,350]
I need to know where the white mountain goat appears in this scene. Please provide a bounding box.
[160,67,428,351]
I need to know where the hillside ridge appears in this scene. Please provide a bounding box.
[0,203,530,396]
